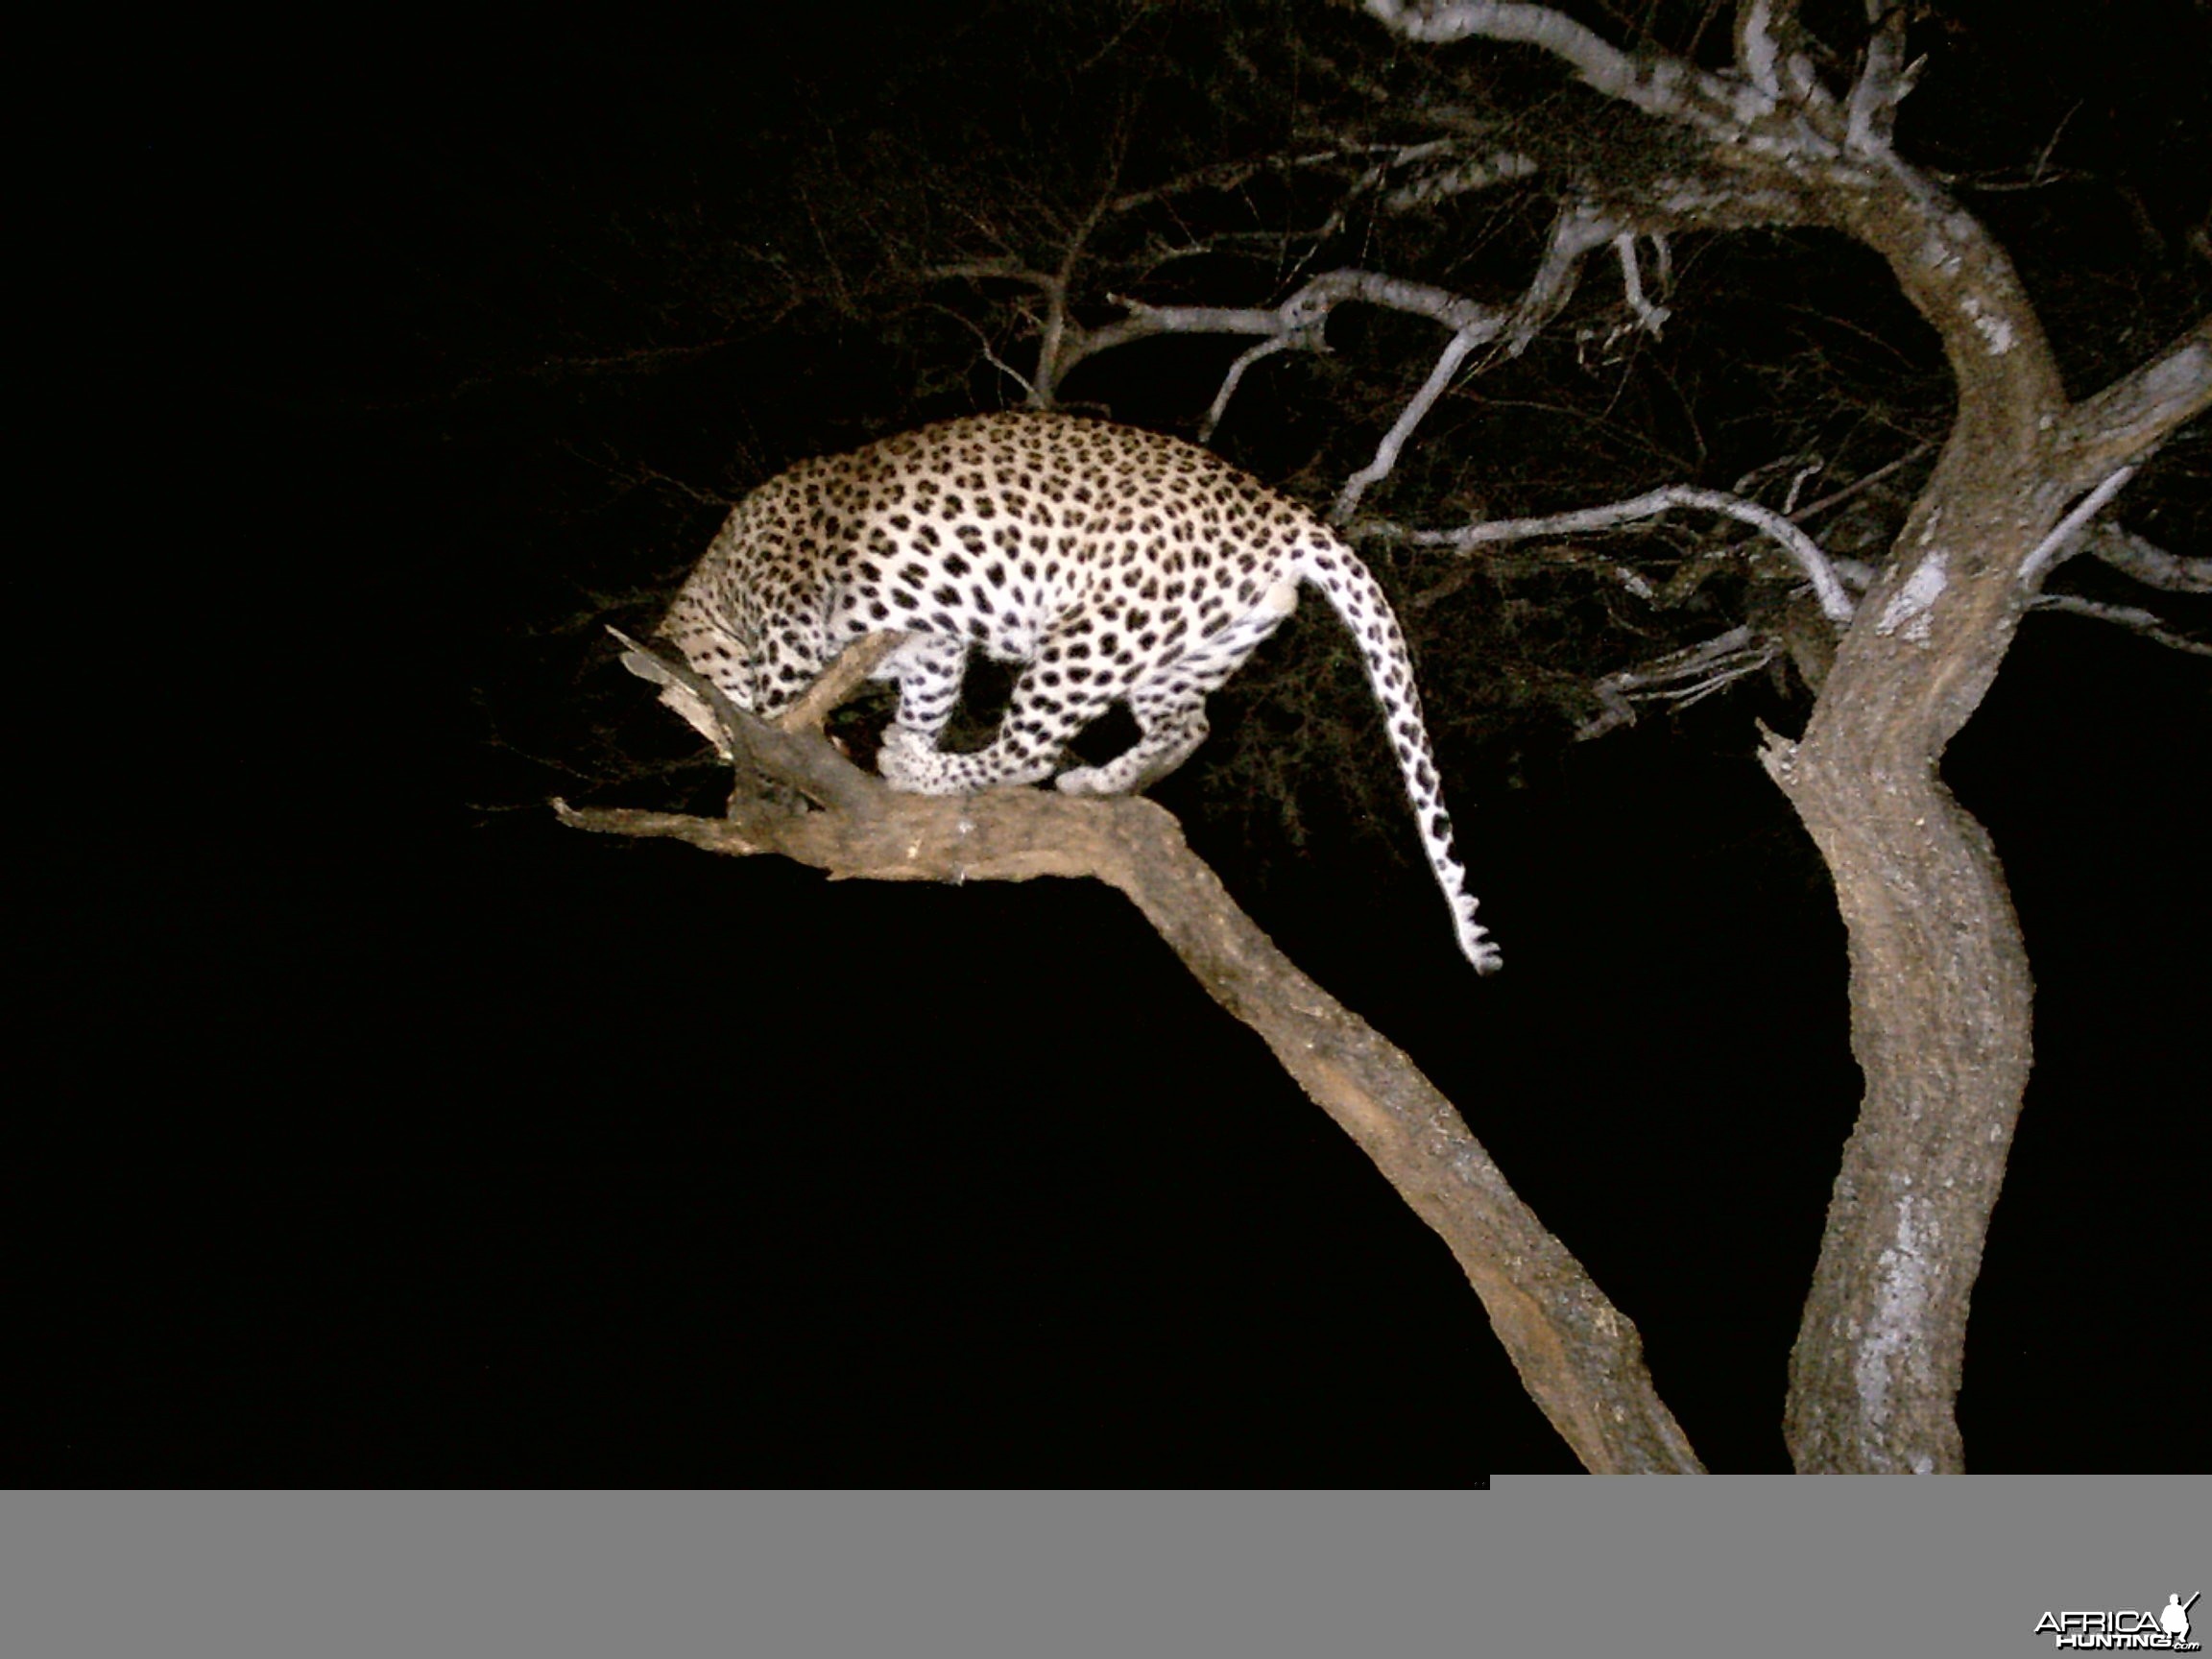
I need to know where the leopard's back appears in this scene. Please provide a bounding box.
[658,412,1502,973]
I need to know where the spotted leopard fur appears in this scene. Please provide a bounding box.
[658,412,1501,973]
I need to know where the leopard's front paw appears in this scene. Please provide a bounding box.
[875,724,940,792]
[1053,762,1115,796]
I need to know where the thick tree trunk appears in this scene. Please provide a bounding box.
[1750,155,2071,1465]
[1761,453,2045,1472]
[1772,756,2030,1473]
[1755,165,2212,1468]
[1755,203,2212,1469]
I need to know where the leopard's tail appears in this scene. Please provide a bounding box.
[1299,537,1502,975]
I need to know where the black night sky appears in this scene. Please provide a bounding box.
[21,8,2209,1481]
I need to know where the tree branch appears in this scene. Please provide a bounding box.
[1843,3,1918,156]
[565,649,1706,1474]
[1360,484,1858,622]
[1574,625,1779,740]
[611,629,888,815]
[1333,324,1501,520]
[1368,1,1677,113]
[2029,594,2212,657]
[1612,233,1671,335]
[1508,203,1622,351]
[2082,522,2212,593]
[1053,269,1506,450]
[1199,335,1302,444]
[2052,318,2212,490]
[773,632,913,734]
[2018,467,2138,587]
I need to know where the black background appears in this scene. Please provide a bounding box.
[20,11,2208,1480]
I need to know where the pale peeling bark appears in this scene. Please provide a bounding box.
[1368,0,2212,1470]
[564,639,1705,1474]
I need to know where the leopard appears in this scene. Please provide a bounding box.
[655,411,1502,974]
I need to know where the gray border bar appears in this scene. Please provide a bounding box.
[6,1481,2206,1658]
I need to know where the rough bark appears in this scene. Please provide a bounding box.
[1759,280,2208,1471]
[559,641,1705,1473]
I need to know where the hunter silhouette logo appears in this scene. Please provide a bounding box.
[2167,1599,2201,1645]
[2033,1591,2202,1650]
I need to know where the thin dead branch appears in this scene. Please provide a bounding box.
[2029,594,2212,657]
[2082,523,2212,594]
[1574,625,1779,739]
[1360,483,1857,622]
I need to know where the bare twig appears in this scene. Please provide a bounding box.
[1509,204,1621,351]
[2019,466,2138,587]
[1333,323,1503,520]
[1199,335,1302,444]
[1065,270,1505,445]
[1788,442,1936,521]
[2029,594,2212,657]
[928,303,1041,401]
[1612,233,1671,335]
[1362,484,1858,622]
[2082,523,2212,593]
[1573,625,1777,739]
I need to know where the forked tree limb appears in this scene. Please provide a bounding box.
[559,637,1704,1474]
